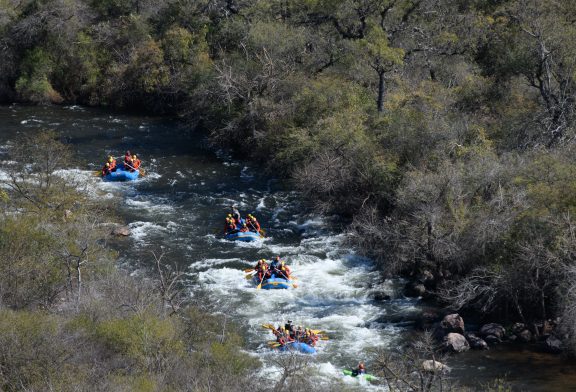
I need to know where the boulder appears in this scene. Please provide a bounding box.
[545,335,563,354]
[465,333,488,350]
[479,323,505,339]
[511,323,526,335]
[517,329,533,343]
[443,333,470,353]
[440,314,465,334]
[422,360,449,372]
[405,282,426,298]
[484,334,501,345]
[112,225,131,236]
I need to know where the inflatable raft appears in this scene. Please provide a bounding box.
[225,230,260,242]
[254,274,293,290]
[103,164,139,182]
[278,341,316,354]
[342,370,377,381]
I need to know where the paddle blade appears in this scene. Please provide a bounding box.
[244,268,255,273]
[256,283,262,290]
[261,324,275,330]
[292,283,298,289]
[93,171,101,177]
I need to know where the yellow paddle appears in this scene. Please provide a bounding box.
[256,273,266,290]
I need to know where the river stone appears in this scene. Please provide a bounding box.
[440,314,465,334]
[545,335,563,354]
[112,225,131,236]
[511,322,526,334]
[517,329,533,343]
[484,334,501,345]
[479,323,505,339]
[465,333,488,350]
[443,333,470,353]
[422,360,449,372]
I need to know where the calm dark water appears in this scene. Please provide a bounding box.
[0,104,574,391]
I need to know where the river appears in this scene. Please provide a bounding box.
[1,104,575,391]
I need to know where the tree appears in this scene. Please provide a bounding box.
[359,24,404,112]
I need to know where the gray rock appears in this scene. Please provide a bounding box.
[545,335,563,354]
[112,225,131,236]
[517,329,533,343]
[441,314,465,334]
[479,323,506,339]
[443,333,470,353]
[511,322,526,335]
[465,333,488,350]
[484,334,501,345]
[422,360,449,372]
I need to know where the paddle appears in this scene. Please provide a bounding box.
[123,162,145,176]
[261,324,276,331]
[256,272,266,290]
[244,268,255,273]
[259,228,266,238]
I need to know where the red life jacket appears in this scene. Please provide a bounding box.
[132,159,141,169]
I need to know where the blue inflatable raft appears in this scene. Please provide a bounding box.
[278,341,316,354]
[103,164,139,182]
[225,230,261,242]
[254,274,293,290]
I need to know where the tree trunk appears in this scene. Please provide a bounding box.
[377,71,385,113]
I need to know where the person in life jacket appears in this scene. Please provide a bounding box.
[285,320,294,334]
[279,260,291,279]
[351,362,366,376]
[124,151,133,168]
[101,162,111,176]
[305,329,317,346]
[239,222,249,232]
[269,256,282,276]
[224,216,236,234]
[108,156,117,172]
[230,205,241,222]
[246,214,261,232]
[129,155,141,172]
[254,259,269,281]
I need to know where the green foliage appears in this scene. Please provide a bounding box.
[15,48,62,103]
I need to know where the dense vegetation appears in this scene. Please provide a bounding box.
[1,0,576,354]
[0,132,266,391]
